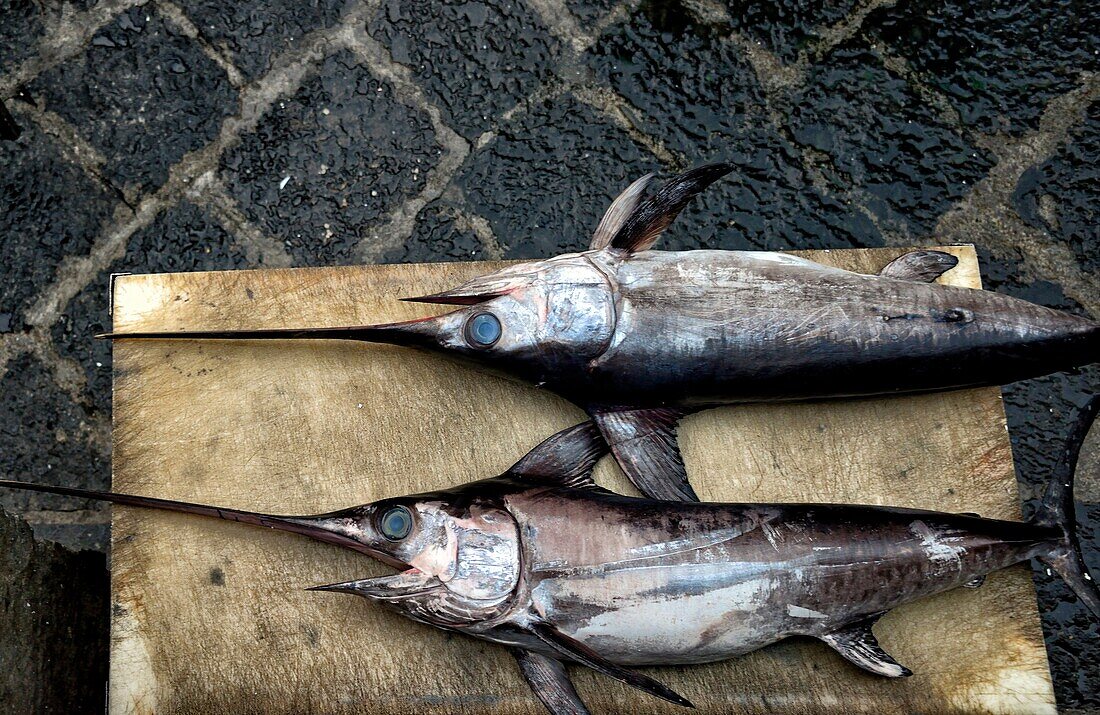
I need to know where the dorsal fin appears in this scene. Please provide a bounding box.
[590,173,655,250]
[879,250,958,282]
[506,422,608,488]
[818,613,912,677]
[608,163,734,254]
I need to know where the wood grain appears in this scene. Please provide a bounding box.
[109,245,1055,714]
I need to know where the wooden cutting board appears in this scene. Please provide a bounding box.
[108,245,1056,714]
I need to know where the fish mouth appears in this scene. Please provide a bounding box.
[307,568,443,599]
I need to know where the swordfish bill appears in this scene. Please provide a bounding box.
[2,400,1099,714]
[102,164,1100,502]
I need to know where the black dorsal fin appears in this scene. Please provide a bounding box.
[608,163,734,254]
[590,173,655,250]
[818,613,912,677]
[506,422,608,489]
[879,250,958,282]
[527,622,693,708]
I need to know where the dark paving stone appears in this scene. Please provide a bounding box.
[1012,104,1099,278]
[0,354,109,516]
[588,13,882,250]
[787,46,994,239]
[181,0,345,81]
[0,0,45,75]
[455,92,658,259]
[221,50,441,266]
[51,201,249,417]
[720,0,860,61]
[368,0,561,142]
[978,247,1099,710]
[0,115,116,333]
[380,198,486,264]
[566,0,618,25]
[28,6,237,196]
[865,0,1100,136]
[0,509,108,713]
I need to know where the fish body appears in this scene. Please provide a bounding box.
[3,402,1097,713]
[505,248,1097,408]
[104,165,1100,501]
[492,488,1052,667]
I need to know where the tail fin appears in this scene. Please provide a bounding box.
[1032,395,1100,617]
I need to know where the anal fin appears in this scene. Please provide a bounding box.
[528,622,693,708]
[513,649,590,715]
[879,250,958,282]
[963,575,986,589]
[592,408,697,502]
[819,614,912,678]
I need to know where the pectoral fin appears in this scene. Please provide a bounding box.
[592,408,697,502]
[528,622,693,708]
[513,648,590,715]
[879,250,958,282]
[819,614,912,678]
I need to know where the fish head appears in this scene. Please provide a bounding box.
[375,254,617,385]
[311,489,522,626]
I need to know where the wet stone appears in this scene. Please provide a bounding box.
[455,92,658,259]
[1012,105,1098,279]
[380,198,486,264]
[719,0,861,61]
[180,0,345,81]
[221,50,441,267]
[787,46,994,239]
[0,354,109,534]
[864,0,1100,135]
[28,6,236,196]
[0,0,45,75]
[0,114,115,333]
[565,0,618,25]
[0,508,109,712]
[368,0,561,141]
[51,201,249,416]
[589,14,882,250]
[588,9,765,158]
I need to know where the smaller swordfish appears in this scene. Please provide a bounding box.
[103,164,1100,503]
[2,401,1099,714]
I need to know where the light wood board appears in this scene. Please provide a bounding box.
[109,245,1056,714]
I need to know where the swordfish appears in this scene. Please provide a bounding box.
[103,164,1100,501]
[2,399,1098,714]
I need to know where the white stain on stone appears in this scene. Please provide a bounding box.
[787,604,828,619]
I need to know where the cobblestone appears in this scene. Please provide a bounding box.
[864,0,1100,136]
[368,0,561,141]
[27,6,237,197]
[788,45,995,239]
[221,50,442,266]
[0,113,116,334]
[456,92,657,258]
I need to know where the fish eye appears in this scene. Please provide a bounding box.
[379,506,413,541]
[465,312,501,348]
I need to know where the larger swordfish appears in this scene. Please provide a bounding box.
[104,164,1100,501]
[3,400,1099,714]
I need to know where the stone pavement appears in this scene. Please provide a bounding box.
[0,0,1097,710]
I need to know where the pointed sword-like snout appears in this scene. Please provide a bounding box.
[97,315,447,350]
[0,479,406,569]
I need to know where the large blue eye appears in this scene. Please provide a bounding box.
[380,506,412,541]
[465,312,501,347]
